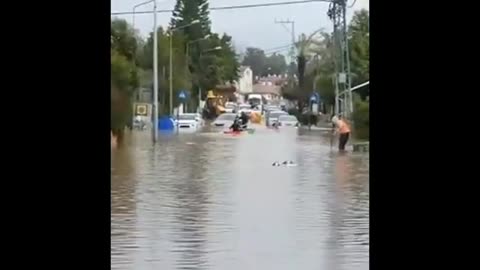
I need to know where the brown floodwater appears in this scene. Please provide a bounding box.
[111,126,369,270]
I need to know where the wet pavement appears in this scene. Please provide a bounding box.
[111,124,369,270]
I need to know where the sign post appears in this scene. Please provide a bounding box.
[177,90,187,134]
[309,92,321,129]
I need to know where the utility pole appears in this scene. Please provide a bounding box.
[274,19,295,63]
[328,0,351,119]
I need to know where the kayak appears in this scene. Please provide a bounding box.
[223,130,242,135]
[223,128,255,135]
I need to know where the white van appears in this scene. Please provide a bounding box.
[247,94,263,112]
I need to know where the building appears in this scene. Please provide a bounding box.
[251,74,289,101]
[234,66,253,94]
[252,81,282,101]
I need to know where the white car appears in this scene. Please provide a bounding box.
[175,113,203,130]
[212,113,237,128]
[277,115,299,127]
[238,104,252,116]
[266,110,289,126]
[224,102,237,113]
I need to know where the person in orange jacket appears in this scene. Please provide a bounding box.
[333,115,351,151]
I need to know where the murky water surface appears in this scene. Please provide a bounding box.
[111,126,369,270]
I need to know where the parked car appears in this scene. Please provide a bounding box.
[238,104,252,117]
[175,113,203,130]
[266,110,289,126]
[264,105,280,114]
[212,113,237,127]
[277,115,299,127]
[224,102,237,113]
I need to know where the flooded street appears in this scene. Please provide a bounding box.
[111,125,369,270]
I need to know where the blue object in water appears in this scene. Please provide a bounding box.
[158,116,175,130]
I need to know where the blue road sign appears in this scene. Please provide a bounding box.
[178,90,187,100]
[310,92,320,103]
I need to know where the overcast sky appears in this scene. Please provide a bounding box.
[111,0,369,54]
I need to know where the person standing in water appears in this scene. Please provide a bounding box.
[334,115,351,151]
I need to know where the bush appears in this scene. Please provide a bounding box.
[352,99,369,140]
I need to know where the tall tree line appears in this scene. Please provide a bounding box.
[281,9,369,137]
[241,48,288,79]
[282,9,369,107]
[111,0,241,134]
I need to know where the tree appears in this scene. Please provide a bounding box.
[348,9,369,100]
[111,48,138,137]
[263,53,287,76]
[293,29,324,110]
[196,33,234,89]
[111,18,138,62]
[170,0,211,40]
[111,18,140,136]
[218,33,240,83]
[296,30,323,91]
[140,27,192,113]
[170,0,212,75]
[241,47,267,79]
[169,0,242,109]
[306,31,336,110]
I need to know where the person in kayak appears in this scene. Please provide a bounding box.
[333,115,351,151]
[240,111,249,128]
[230,116,242,132]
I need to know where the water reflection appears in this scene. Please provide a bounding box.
[111,144,138,269]
[111,128,369,270]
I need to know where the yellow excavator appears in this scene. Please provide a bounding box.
[203,90,228,119]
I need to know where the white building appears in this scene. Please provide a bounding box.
[234,66,253,94]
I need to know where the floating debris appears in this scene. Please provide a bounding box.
[272,161,297,167]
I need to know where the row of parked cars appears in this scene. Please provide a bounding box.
[173,102,300,131]
[263,105,299,127]
[211,103,300,128]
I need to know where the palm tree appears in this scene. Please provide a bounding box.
[294,29,325,111]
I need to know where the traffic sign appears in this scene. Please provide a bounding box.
[310,92,320,103]
[178,90,187,100]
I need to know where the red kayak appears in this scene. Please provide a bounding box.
[223,130,242,135]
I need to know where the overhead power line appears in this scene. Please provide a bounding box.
[263,43,295,53]
[264,47,292,56]
[348,0,357,8]
[111,0,332,16]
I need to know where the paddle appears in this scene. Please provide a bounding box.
[330,128,335,150]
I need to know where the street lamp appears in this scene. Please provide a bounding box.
[202,46,222,53]
[186,34,211,69]
[185,34,211,112]
[185,34,211,80]
[169,20,201,115]
[131,0,158,143]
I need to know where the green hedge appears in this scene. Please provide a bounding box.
[352,99,369,140]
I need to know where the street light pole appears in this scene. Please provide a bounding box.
[131,0,157,143]
[168,20,200,116]
[186,35,211,112]
[152,0,159,143]
[186,35,211,79]
[169,31,173,116]
[132,0,155,59]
